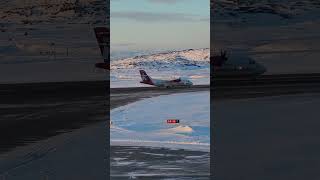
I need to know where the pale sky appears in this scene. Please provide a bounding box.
[111,0,209,53]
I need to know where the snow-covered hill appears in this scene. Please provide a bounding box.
[111,48,209,70]
[214,0,320,25]
[215,0,320,16]
[0,0,107,24]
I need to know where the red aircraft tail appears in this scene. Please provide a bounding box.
[139,70,153,85]
[94,27,109,69]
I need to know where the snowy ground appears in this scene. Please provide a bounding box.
[111,91,210,152]
[0,90,210,179]
[0,24,107,83]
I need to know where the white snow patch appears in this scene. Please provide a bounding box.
[158,125,194,133]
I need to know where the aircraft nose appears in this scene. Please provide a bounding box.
[186,80,192,85]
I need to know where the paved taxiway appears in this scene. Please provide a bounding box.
[213,73,320,99]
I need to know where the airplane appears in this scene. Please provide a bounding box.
[212,50,266,77]
[139,70,193,88]
[94,27,109,70]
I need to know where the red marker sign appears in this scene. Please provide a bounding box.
[167,119,180,124]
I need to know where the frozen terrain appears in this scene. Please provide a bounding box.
[0,0,107,25]
[111,91,210,152]
[0,82,209,179]
[0,24,107,83]
[111,48,210,87]
[214,0,320,23]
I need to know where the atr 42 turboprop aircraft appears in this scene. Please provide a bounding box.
[212,50,266,77]
[139,70,193,88]
[94,27,109,70]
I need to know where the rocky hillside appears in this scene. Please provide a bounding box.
[0,0,108,24]
[214,0,320,19]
